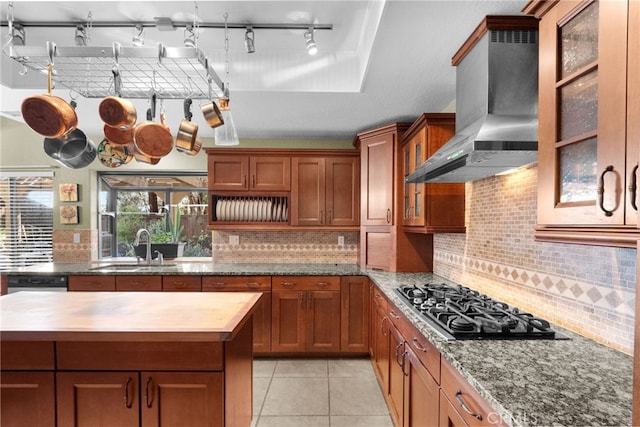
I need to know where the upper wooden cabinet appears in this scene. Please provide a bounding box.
[400,113,465,233]
[207,151,291,192]
[525,0,640,247]
[291,155,360,227]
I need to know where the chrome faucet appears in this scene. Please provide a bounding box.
[134,228,152,264]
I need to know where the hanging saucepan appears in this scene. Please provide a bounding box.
[97,138,133,168]
[176,98,201,155]
[99,46,137,129]
[43,98,96,169]
[133,95,174,158]
[21,43,78,138]
[103,123,134,146]
[132,145,161,165]
[201,80,224,129]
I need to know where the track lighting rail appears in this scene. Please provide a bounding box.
[0,20,333,31]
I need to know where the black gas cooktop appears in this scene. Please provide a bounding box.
[395,283,568,341]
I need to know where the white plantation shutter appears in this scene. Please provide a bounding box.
[0,171,54,271]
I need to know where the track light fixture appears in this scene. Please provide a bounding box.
[132,24,144,46]
[74,25,88,46]
[184,24,196,48]
[304,27,317,55]
[244,26,255,54]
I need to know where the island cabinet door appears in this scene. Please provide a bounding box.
[141,372,223,427]
[0,372,55,427]
[57,371,139,427]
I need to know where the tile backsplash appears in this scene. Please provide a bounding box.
[212,230,359,264]
[434,166,635,354]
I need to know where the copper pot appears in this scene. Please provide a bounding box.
[21,63,78,138]
[133,107,174,158]
[99,96,137,129]
[201,99,224,129]
[176,98,200,155]
[104,124,134,146]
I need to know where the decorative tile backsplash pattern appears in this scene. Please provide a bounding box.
[53,229,97,262]
[434,166,636,354]
[212,231,359,264]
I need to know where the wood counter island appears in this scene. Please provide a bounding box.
[0,291,261,427]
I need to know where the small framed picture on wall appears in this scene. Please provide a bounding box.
[60,206,79,224]
[59,183,79,202]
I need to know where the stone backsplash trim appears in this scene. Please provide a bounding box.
[53,229,97,262]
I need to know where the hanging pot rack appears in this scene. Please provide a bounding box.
[7,42,225,100]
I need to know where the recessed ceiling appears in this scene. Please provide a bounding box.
[1,1,528,140]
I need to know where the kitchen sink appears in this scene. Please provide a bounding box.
[88,263,177,272]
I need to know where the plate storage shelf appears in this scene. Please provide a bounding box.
[209,194,290,229]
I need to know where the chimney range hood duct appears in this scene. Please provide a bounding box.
[407,16,539,183]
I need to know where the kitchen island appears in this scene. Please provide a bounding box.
[0,291,260,427]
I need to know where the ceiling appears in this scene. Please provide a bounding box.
[0,1,529,141]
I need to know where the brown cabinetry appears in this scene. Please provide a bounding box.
[401,114,465,233]
[68,275,115,291]
[291,155,360,228]
[526,0,640,247]
[207,153,290,192]
[356,123,434,271]
[203,275,272,354]
[340,276,370,353]
[1,371,55,427]
[371,287,390,392]
[56,371,223,427]
[271,276,341,353]
[116,275,162,291]
[162,275,202,292]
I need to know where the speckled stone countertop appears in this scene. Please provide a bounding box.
[6,263,633,426]
[366,270,633,427]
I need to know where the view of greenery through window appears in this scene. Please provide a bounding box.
[99,173,210,259]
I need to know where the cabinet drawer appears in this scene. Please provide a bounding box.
[68,275,115,291]
[115,275,162,291]
[372,286,388,312]
[398,319,440,384]
[202,276,272,291]
[162,276,202,292]
[1,341,55,370]
[441,359,502,426]
[272,276,340,291]
[57,341,224,371]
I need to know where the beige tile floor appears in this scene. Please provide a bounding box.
[252,358,393,427]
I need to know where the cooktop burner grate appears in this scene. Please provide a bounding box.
[395,283,568,341]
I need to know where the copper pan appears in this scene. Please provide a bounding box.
[201,99,224,129]
[133,99,174,158]
[21,60,78,139]
[104,124,134,146]
[176,98,200,154]
[99,68,137,129]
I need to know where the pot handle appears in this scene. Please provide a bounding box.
[149,93,157,119]
[146,108,152,121]
[184,98,193,121]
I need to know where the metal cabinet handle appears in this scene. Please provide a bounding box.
[328,210,332,224]
[246,282,261,289]
[145,376,154,408]
[455,390,483,421]
[299,292,304,307]
[597,165,615,217]
[307,292,312,310]
[386,209,391,224]
[412,337,428,353]
[389,309,400,320]
[243,175,247,188]
[629,164,638,211]
[315,282,330,288]
[210,282,227,288]
[320,209,324,224]
[401,350,408,377]
[281,282,296,288]
[252,175,256,188]
[380,317,387,336]
[173,282,189,289]
[124,377,134,409]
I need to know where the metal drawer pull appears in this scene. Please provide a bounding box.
[412,338,428,353]
[386,209,391,224]
[455,390,482,420]
[597,165,615,217]
[173,282,189,288]
[401,350,408,377]
[145,376,154,408]
[389,309,400,319]
[210,282,226,288]
[124,377,133,409]
[299,293,305,307]
[629,164,638,211]
[281,282,296,287]
[395,342,404,365]
[316,282,330,287]
[246,282,261,289]
[380,317,387,335]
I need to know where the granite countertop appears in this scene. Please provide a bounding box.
[366,270,633,427]
[5,262,633,426]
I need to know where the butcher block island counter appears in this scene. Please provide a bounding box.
[0,291,261,427]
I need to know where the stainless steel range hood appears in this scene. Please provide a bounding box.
[407,16,539,183]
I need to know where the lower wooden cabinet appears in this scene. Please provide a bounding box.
[56,371,223,427]
[271,276,341,353]
[403,345,439,427]
[387,322,405,426]
[340,276,370,353]
[68,275,115,291]
[116,275,162,291]
[0,371,55,427]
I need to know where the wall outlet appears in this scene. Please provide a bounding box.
[73,233,80,244]
[229,235,240,246]
[338,235,345,247]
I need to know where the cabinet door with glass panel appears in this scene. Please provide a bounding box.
[535,0,633,226]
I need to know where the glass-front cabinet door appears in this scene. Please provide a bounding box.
[536,0,633,227]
